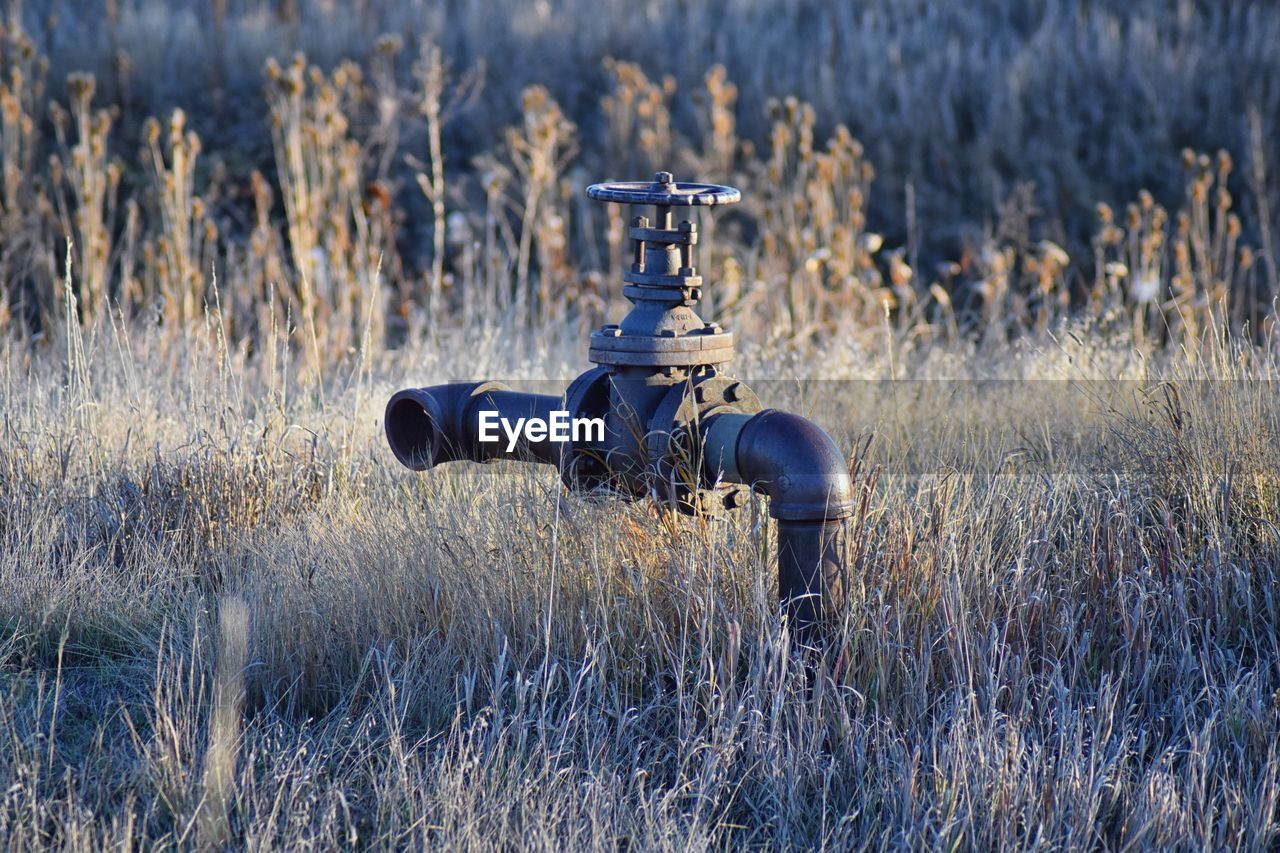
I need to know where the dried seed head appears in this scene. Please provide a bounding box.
[66,71,95,104]
[375,33,403,56]
[1131,271,1159,303]
[48,100,66,132]
[1216,149,1232,177]
[169,108,186,142]
[1039,240,1070,268]
[0,91,18,123]
[1096,202,1113,224]
[1126,204,1141,230]
[889,253,912,286]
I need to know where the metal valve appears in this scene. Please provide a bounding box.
[388,167,852,643]
[582,172,740,369]
[586,170,740,207]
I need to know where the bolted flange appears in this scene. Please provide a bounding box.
[646,372,761,516]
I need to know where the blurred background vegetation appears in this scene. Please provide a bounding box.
[2,0,1278,362]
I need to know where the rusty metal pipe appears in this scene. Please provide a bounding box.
[387,171,856,648]
[705,409,854,638]
[776,519,848,641]
[385,382,566,470]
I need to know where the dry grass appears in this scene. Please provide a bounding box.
[2,0,1280,848]
[2,320,1280,848]
[1,1,1278,355]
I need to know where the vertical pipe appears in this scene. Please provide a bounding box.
[777,519,847,643]
[703,409,854,642]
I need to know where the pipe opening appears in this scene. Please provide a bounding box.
[385,396,441,470]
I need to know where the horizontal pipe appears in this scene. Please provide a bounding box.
[467,387,566,465]
[703,411,751,483]
[385,382,566,470]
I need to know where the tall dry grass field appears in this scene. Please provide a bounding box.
[2,0,1280,848]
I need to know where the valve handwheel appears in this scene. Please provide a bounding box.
[586,171,740,207]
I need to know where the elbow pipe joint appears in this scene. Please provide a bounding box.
[706,408,854,639]
[729,410,854,522]
[385,382,567,470]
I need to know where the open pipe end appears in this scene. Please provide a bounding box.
[385,389,447,470]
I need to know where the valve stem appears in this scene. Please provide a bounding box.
[631,215,648,272]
